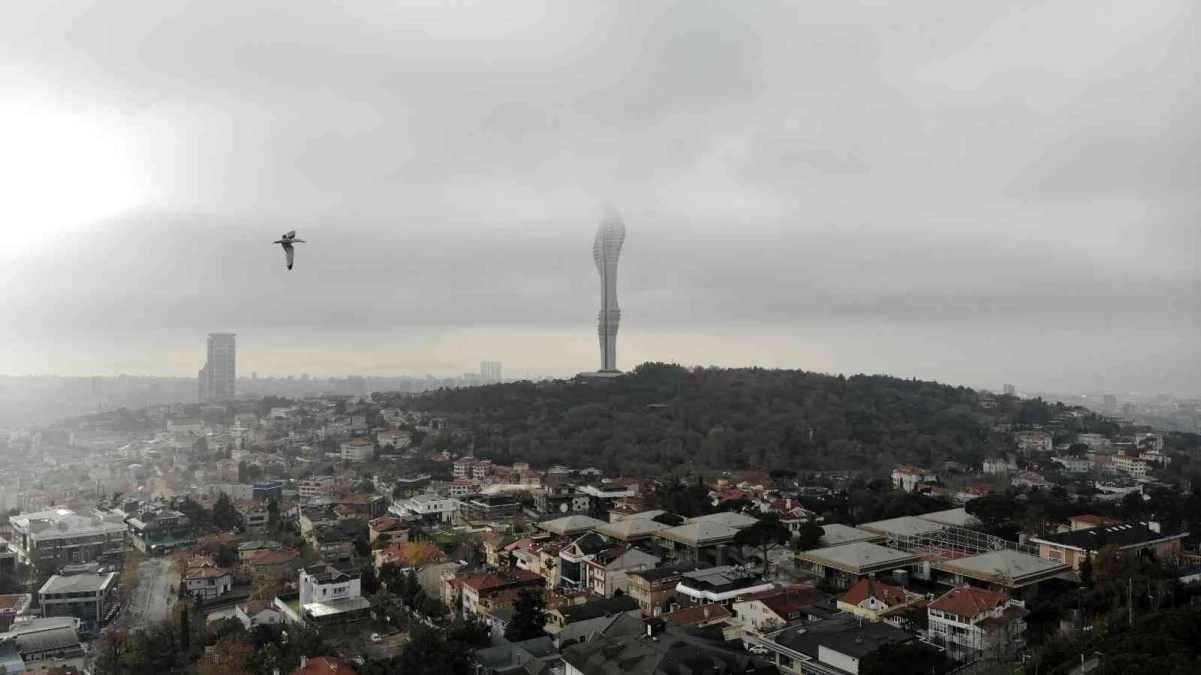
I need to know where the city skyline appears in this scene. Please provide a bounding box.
[0,2,1197,396]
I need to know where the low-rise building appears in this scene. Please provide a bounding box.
[125,507,195,554]
[733,585,830,634]
[1029,523,1188,571]
[0,593,32,621]
[796,542,919,591]
[675,566,774,608]
[835,578,922,624]
[928,585,1028,662]
[367,517,409,545]
[235,600,283,630]
[653,521,739,565]
[391,494,458,525]
[459,569,544,620]
[8,509,129,565]
[185,566,233,600]
[237,502,270,534]
[38,565,118,633]
[743,616,916,675]
[1051,456,1091,474]
[625,563,709,617]
[0,617,86,673]
[298,563,370,625]
[583,546,659,598]
[340,438,375,462]
[298,476,336,502]
[1113,454,1150,478]
[461,494,519,522]
[242,548,300,575]
[891,465,937,493]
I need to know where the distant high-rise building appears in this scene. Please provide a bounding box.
[1003,384,1016,396]
[593,207,626,373]
[199,333,236,402]
[480,361,503,385]
[1103,394,1118,415]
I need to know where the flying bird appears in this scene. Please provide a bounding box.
[272,230,306,270]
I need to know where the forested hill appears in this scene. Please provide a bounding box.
[396,363,1106,477]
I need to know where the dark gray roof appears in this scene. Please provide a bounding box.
[1032,523,1187,551]
[628,562,710,584]
[0,619,82,656]
[558,596,640,624]
[563,624,774,675]
[771,617,913,660]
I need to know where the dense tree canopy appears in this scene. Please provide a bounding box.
[397,364,1107,476]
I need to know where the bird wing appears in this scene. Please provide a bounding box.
[283,242,294,269]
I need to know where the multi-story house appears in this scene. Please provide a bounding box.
[927,585,1028,662]
[368,517,409,545]
[891,465,937,493]
[1113,454,1150,478]
[458,569,544,620]
[471,460,493,481]
[236,502,270,534]
[308,526,355,561]
[460,494,519,522]
[298,563,369,625]
[391,494,458,525]
[185,566,233,600]
[453,457,476,478]
[449,478,472,498]
[674,566,773,609]
[339,438,375,462]
[298,476,336,502]
[9,509,129,565]
[627,563,710,616]
[834,578,923,624]
[1015,431,1053,453]
[125,507,194,554]
[732,585,830,634]
[582,546,659,598]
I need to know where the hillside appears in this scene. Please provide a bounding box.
[392,363,1113,477]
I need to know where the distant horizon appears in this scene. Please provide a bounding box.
[1,366,1194,400]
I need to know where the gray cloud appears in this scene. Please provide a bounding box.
[0,0,1197,393]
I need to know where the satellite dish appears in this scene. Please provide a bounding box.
[560,503,569,513]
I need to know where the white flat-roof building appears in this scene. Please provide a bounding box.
[9,509,128,565]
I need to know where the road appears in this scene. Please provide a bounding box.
[112,556,173,630]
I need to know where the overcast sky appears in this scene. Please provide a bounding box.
[0,1,1197,395]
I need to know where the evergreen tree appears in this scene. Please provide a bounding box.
[504,588,547,642]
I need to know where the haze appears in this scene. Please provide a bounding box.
[0,1,1197,394]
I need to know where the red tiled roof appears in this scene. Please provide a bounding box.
[293,656,358,675]
[0,594,26,610]
[246,548,299,566]
[369,517,403,532]
[340,494,377,504]
[186,566,231,580]
[894,465,930,475]
[1070,514,1121,527]
[459,569,542,591]
[663,603,732,626]
[741,585,827,617]
[839,579,909,609]
[930,585,1011,619]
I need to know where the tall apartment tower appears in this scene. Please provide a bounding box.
[1003,384,1016,396]
[200,333,237,402]
[480,361,503,385]
[593,208,626,373]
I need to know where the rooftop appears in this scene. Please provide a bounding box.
[655,521,740,546]
[856,516,945,538]
[39,571,117,595]
[819,523,883,547]
[738,585,830,617]
[11,509,127,540]
[917,508,981,528]
[538,515,607,536]
[662,603,732,626]
[684,511,760,529]
[594,517,669,541]
[798,541,919,574]
[934,549,1067,586]
[838,578,910,609]
[1031,523,1187,551]
[770,617,914,661]
[929,584,1011,618]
